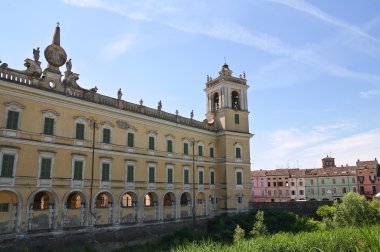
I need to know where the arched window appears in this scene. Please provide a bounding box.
[96,193,110,208]
[163,194,172,206]
[144,193,154,207]
[213,93,219,109]
[67,192,82,209]
[121,193,133,207]
[231,91,240,110]
[33,191,50,210]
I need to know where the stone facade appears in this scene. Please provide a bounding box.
[0,25,253,236]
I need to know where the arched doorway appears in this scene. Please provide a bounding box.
[196,192,206,216]
[94,191,113,226]
[179,192,191,218]
[143,192,158,222]
[120,192,138,224]
[231,91,240,109]
[28,190,57,230]
[163,192,176,220]
[63,191,87,228]
[0,189,21,234]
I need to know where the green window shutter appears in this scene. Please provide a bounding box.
[44,117,54,135]
[210,171,215,185]
[235,114,240,124]
[184,170,189,184]
[76,123,85,140]
[199,171,204,184]
[127,165,134,182]
[236,147,241,158]
[237,172,242,185]
[198,145,203,156]
[167,169,173,184]
[127,133,134,147]
[167,140,173,153]
[6,111,19,130]
[210,147,214,158]
[183,143,188,155]
[40,158,51,179]
[149,137,155,150]
[149,167,155,183]
[1,154,15,177]
[102,163,110,181]
[73,161,83,180]
[103,128,110,143]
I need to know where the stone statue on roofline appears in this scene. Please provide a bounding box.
[33,47,40,61]
[66,59,72,72]
[158,100,162,111]
[117,88,122,100]
[190,110,194,120]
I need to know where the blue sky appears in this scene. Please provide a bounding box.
[1,0,379,169]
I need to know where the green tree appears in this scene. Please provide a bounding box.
[334,192,373,227]
[316,205,335,228]
[233,224,245,243]
[250,210,268,237]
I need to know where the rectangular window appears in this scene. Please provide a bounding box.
[342,187,347,193]
[76,123,85,140]
[43,117,54,135]
[149,167,155,183]
[235,114,240,124]
[268,182,271,187]
[236,171,242,185]
[353,187,357,193]
[333,178,336,184]
[103,128,110,144]
[235,147,241,158]
[102,163,110,181]
[73,160,83,180]
[299,181,303,186]
[342,178,346,184]
[322,188,326,195]
[127,133,134,147]
[299,190,304,195]
[198,145,203,156]
[127,165,134,182]
[6,111,19,130]
[311,188,315,195]
[1,154,15,177]
[210,147,214,158]
[167,168,173,184]
[199,170,204,184]
[40,158,52,179]
[149,137,155,150]
[310,179,314,185]
[167,140,173,153]
[183,143,189,155]
[0,203,9,212]
[352,177,356,183]
[184,169,189,185]
[321,179,325,185]
[210,171,215,185]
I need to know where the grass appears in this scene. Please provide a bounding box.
[171,225,380,252]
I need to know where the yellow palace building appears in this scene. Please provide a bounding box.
[0,25,252,234]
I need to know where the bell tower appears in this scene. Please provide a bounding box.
[205,63,252,212]
[205,63,249,133]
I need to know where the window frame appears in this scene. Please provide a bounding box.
[4,101,24,131]
[42,110,59,136]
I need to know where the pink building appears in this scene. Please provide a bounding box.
[251,170,268,202]
[356,159,379,199]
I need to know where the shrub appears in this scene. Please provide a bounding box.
[233,224,245,243]
[250,210,268,237]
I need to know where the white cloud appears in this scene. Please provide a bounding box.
[360,89,380,98]
[100,34,134,60]
[62,0,148,20]
[252,123,380,170]
[267,0,380,46]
